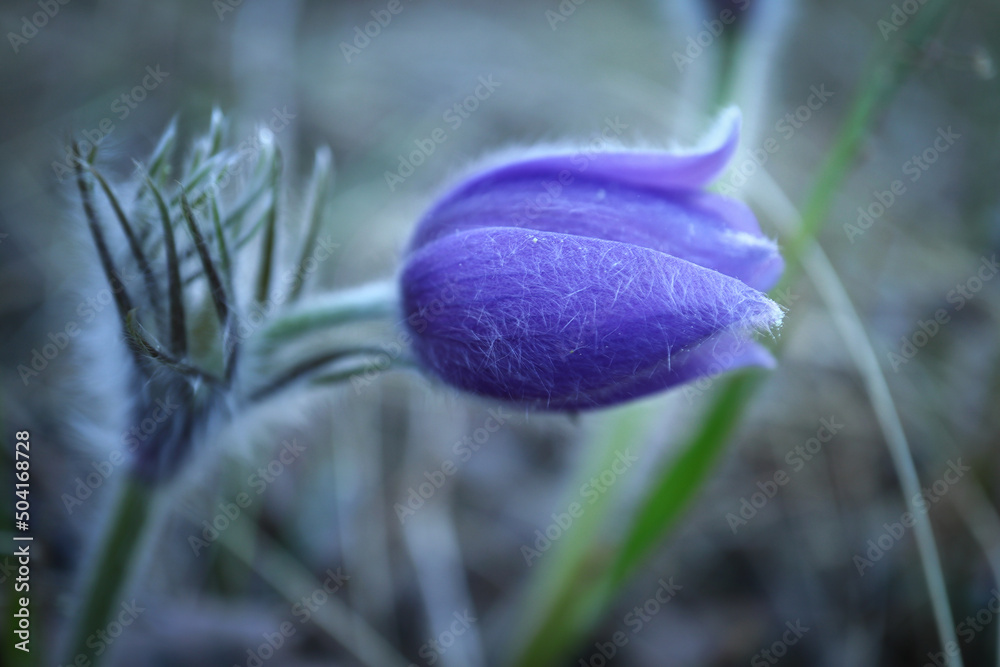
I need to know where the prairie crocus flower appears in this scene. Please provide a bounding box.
[400,110,783,410]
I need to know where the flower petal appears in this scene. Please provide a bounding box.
[409,175,782,292]
[415,108,741,237]
[575,333,775,408]
[401,226,781,409]
[488,108,741,193]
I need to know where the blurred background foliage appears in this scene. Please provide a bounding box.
[1,0,999,665]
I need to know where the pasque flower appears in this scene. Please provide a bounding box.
[400,110,784,410]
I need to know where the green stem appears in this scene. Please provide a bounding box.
[254,151,282,305]
[780,0,958,278]
[608,372,760,587]
[257,279,399,352]
[288,147,333,303]
[64,476,153,667]
[511,405,651,667]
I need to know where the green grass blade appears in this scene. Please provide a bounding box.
[510,403,653,667]
[63,477,153,667]
[752,171,965,667]
[609,372,761,587]
[780,0,959,274]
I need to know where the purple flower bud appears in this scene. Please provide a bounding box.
[400,110,783,410]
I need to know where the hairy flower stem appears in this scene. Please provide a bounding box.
[64,281,400,666]
[257,279,399,352]
[63,475,153,667]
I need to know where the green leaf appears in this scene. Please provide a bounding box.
[180,193,230,328]
[84,164,163,313]
[258,280,398,352]
[288,146,333,302]
[124,310,222,383]
[609,373,760,586]
[254,147,282,305]
[141,168,188,357]
[209,196,233,295]
[137,117,177,201]
[72,145,135,334]
[250,347,389,401]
